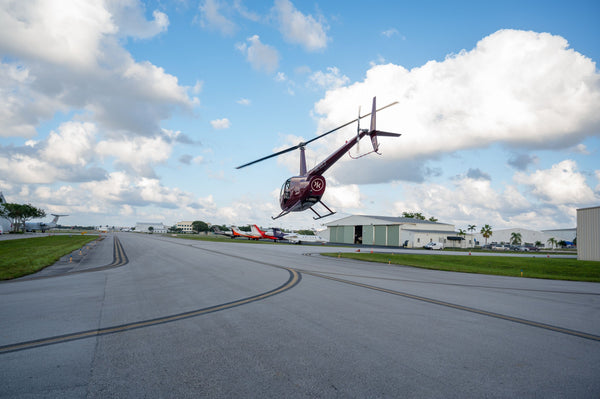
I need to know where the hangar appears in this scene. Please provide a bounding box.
[324,215,474,248]
[577,206,600,261]
[135,222,167,234]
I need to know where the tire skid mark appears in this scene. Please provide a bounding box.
[0,268,300,354]
[297,268,600,342]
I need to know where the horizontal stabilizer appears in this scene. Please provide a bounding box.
[373,131,401,137]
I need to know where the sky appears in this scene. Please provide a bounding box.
[0,0,599,233]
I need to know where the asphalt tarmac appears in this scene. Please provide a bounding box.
[1,233,598,398]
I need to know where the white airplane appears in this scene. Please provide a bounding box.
[25,214,67,232]
[284,230,327,244]
[212,226,235,238]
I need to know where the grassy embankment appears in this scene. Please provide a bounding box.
[0,235,98,280]
[322,252,600,282]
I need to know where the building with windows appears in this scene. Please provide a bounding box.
[324,215,474,248]
[135,222,167,234]
[176,221,194,233]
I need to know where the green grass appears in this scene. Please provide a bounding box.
[322,252,600,282]
[0,235,98,280]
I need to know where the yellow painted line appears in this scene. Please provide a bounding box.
[0,268,300,354]
[299,269,600,342]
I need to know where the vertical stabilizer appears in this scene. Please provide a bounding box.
[369,97,379,152]
[368,96,401,153]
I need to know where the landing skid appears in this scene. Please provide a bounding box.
[310,201,336,220]
[271,210,291,220]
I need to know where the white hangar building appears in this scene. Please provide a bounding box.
[135,222,167,234]
[324,215,474,248]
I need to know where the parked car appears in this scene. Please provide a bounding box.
[523,245,540,252]
[424,242,444,250]
[490,244,506,250]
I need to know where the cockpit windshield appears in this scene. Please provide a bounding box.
[280,178,291,203]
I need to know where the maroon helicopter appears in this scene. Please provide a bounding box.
[236,97,401,220]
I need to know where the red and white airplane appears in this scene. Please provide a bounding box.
[231,225,261,240]
[251,225,286,242]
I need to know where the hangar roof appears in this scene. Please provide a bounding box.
[325,215,453,227]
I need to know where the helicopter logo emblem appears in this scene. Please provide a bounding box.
[311,178,324,192]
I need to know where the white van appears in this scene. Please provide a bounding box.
[424,242,444,250]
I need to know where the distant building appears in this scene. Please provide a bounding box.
[135,222,167,234]
[577,206,600,261]
[541,228,577,243]
[0,191,12,234]
[474,227,576,248]
[324,215,474,248]
[176,221,194,233]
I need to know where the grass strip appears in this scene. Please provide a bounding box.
[0,235,98,280]
[322,252,600,282]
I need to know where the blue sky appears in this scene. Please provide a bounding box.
[0,0,599,232]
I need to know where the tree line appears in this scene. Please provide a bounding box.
[0,202,46,233]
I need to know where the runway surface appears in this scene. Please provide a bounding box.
[1,233,598,398]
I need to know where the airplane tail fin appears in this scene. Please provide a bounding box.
[50,214,68,224]
[251,224,263,235]
[368,97,401,153]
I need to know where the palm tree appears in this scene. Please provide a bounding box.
[458,228,466,237]
[510,232,522,245]
[468,224,476,233]
[547,237,557,249]
[480,224,492,245]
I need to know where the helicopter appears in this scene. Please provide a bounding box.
[236,97,401,220]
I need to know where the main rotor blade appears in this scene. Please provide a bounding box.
[303,101,398,146]
[236,144,301,169]
[235,100,398,169]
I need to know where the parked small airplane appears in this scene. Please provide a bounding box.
[25,214,67,232]
[231,226,262,240]
[284,230,327,244]
[212,226,235,238]
[251,225,286,242]
[237,97,400,220]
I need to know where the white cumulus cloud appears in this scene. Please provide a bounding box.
[237,35,279,73]
[309,29,600,185]
[210,118,231,130]
[272,0,328,52]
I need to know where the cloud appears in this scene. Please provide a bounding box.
[0,0,116,68]
[179,154,193,165]
[0,121,105,183]
[210,118,231,130]
[197,0,237,36]
[392,175,536,230]
[272,0,328,52]
[96,134,174,177]
[310,30,600,185]
[571,143,590,155]
[307,67,350,90]
[382,28,399,38]
[0,0,193,139]
[110,5,169,39]
[465,168,491,181]
[237,98,251,106]
[514,159,597,205]
[508,153,539,171]
[237,35,280,74]
[322,183,362,209]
